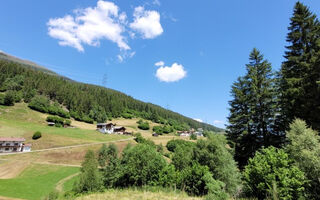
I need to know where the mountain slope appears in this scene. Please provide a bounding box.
[0,53,223,132]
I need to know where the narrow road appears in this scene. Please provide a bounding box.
[55,172,80,192]
[0,137,134,156]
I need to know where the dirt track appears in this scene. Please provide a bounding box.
[0,138,134,156]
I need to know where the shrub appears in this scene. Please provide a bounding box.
[28,96,50,113]
[120,144,167,186]
[137,121,150,130]
[158,164,177,188]
[64,119,71,126]
[134,133,155,147]
[46,115,64,124]
[166,139,195,152]
[32,131,42,140]
[286,119,320,199]
[193,135,241,195]
[177,162,216,196]
[73,150,102,193]
[2,91,15,106]
[243,146,306,200]
[190,133,197,140]
[122,112,133,119]
[0,93,5,105]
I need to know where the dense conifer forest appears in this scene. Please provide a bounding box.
[0,56,222,132]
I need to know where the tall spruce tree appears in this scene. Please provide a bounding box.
[227,48,281,168]
[280,2,320,131]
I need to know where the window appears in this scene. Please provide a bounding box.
[14,143,19,146]
[5,148,9,151]
[13,148,17,151]
[6,143,10,146]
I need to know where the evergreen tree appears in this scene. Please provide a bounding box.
[227,49,281,168]
[280,2,320,131]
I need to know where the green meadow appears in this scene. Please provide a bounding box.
[0,164,79,200]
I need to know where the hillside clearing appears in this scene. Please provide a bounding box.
[0,160,29,179]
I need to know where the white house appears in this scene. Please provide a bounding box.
[0,138,32,153]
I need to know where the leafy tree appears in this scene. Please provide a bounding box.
[172,145,193,171]
[177,162,217,196]
[243,146,306,200]
[3,91,15,106]
[279,2,320,131]
[190,134,197,140]
[286,119,320,199]
[166,139,195,152]
[137,120,150,130]
[73,150,102,193]
[158,164,177,188]
[28,96,50,113]
[120,144,167,186]
[193,135,241,195]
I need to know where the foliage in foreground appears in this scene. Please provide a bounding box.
[286,119,320,199]
[243,146,306,200]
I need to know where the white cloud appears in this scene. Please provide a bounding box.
[47,0,130,52]
[130,6,163,39]
[117,51,136,62]
[156,62,187,82]
[194,118,203,123]
[154,61,164,67]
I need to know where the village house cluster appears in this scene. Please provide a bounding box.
[96,123,131,135]
[0,138,31,153]
[178,128,204,137]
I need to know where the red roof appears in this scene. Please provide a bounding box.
[24,144,32,147]
[0,137,26,142]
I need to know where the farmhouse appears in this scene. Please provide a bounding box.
[0,138,32,153]
[96,123,126,134]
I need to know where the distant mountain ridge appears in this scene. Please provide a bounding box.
[0,51,57,75]
[0,52,223,132]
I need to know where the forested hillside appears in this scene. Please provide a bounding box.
[0,58,222,132]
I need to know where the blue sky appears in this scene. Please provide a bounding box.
[0,0,319,128]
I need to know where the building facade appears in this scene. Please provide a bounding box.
[0,138,32,153]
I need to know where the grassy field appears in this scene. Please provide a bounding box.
[0,163,79,200]
[0,103,131,150]
[75,188,202,200]
[0,103,198,200]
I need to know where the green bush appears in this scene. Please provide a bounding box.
[137,120,150,130]
[120,144,167,186]
[177,162,215,196]
[244,146,306,200]
[0,93,5,105]
[28,96,50,113]
[193,135,241,195]
[32,131,42,140]
[134,133,155,147]
[73,150,102,193]
[286,119,320,199]
[1,91,16,106]
[64,119,71,126]
[166,139,195,152]
[190,134,197,140]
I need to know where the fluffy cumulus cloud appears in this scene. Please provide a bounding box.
[154,61,164,67]
[155,62,187,82]
[47,1,162,55]
[130,6,163,39]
